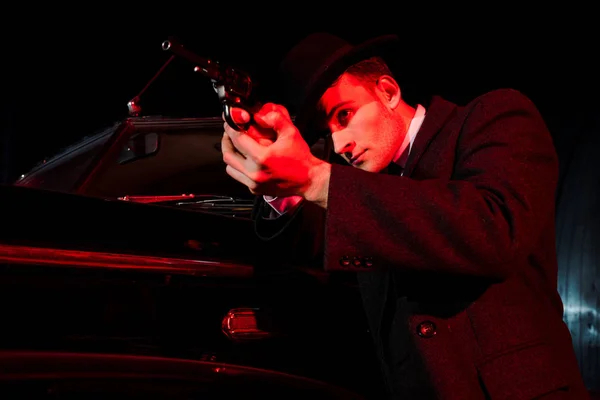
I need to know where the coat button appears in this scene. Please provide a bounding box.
[339,255,351,267]
[416,321,437,338]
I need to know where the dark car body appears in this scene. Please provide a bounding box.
[1,117,384,398]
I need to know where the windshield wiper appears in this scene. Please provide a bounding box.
[117,194,254,218]
[117,194,198,203]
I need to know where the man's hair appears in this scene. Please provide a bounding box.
[331,56,394,90]
[314,56,395,133]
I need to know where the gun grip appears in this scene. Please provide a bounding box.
[224,104,251,132]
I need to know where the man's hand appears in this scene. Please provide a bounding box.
[224,107,276,147]
[221,103,330,208]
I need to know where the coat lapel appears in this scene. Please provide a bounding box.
[403,96,458,177]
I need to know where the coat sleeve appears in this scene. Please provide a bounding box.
[252,195,326,268]
[324,89,559,280]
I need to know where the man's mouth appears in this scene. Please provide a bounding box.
[350,151,366,165]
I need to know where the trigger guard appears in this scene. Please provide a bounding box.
[224,105,250,132]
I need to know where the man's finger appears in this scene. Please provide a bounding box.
[227,129,267,164]
[223,122,242,142]
[221,133,248,169]
[230,107,251,125]
[254,109,296,137]
[223,123,249,155]
[225,164,257,191]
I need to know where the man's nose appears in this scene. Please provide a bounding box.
[332,131,355,156]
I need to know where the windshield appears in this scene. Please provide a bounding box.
[14,126,116,192]
[80,119,251,199]
[13,117,327,219]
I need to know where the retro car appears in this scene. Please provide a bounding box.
[0,113,385,398]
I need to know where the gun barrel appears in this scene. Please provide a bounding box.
[162,37,219,79]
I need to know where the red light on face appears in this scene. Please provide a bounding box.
[221,308,272,342]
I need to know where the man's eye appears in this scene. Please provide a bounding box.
[337,109,353,126]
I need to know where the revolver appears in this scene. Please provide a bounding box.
[162,37,257,131]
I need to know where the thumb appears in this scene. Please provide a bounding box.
[254,109,296,137]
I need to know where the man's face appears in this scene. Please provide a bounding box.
[317,73,407,173]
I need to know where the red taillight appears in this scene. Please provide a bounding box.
[221,308,272,342]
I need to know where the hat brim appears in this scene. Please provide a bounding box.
[293,34,401,146]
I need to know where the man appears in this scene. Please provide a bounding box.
[221,32,588,399]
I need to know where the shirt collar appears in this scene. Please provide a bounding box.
[392,104,426,167]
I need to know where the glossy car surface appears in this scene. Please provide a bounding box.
[2,116,384,398]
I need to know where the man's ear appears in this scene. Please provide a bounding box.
[376,75,401,109]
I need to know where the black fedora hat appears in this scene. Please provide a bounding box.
[278,32,400,145]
